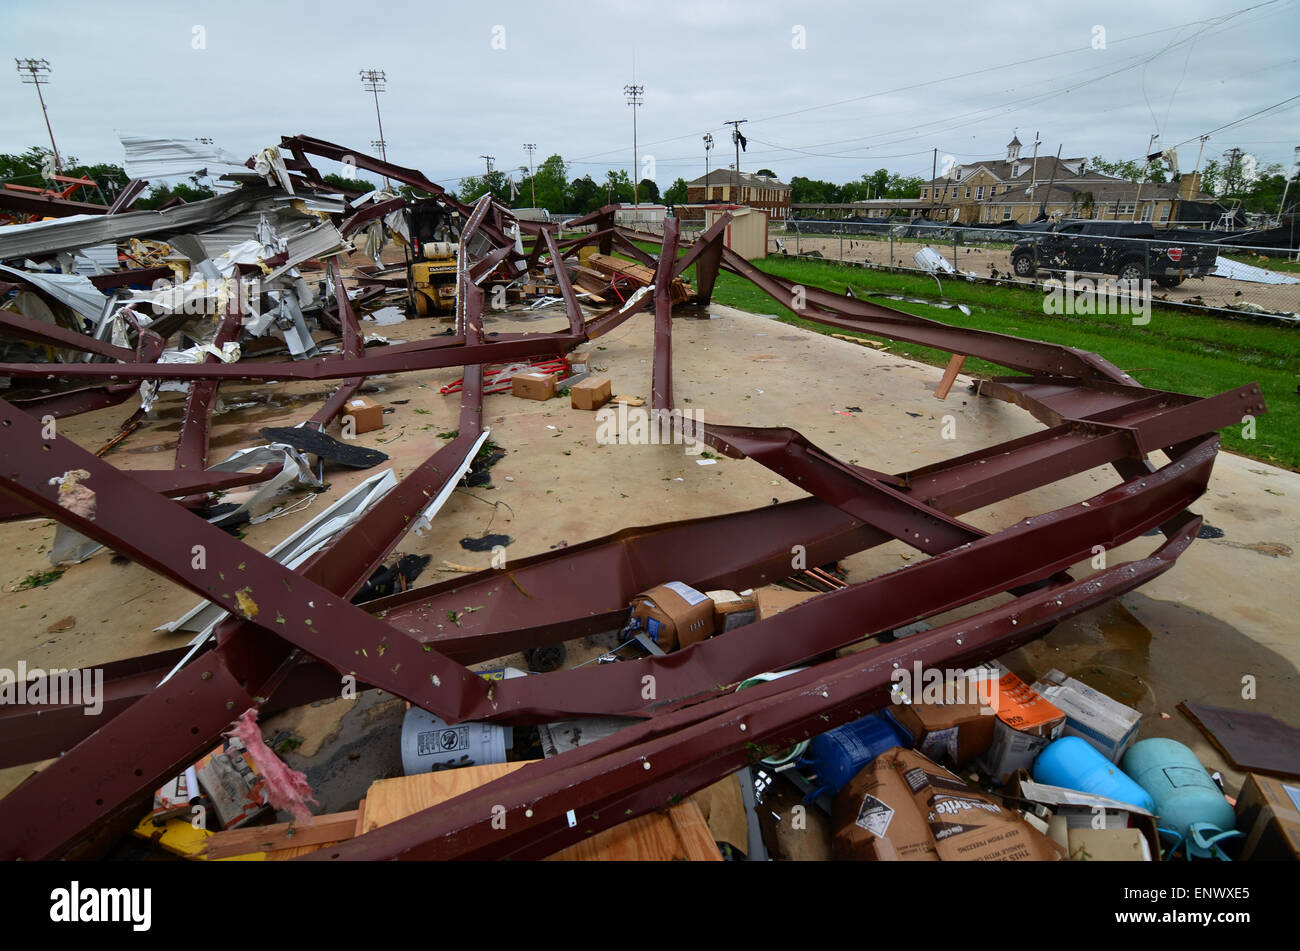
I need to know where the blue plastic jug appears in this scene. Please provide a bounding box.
[1122,738,1240,859]
[1033,735,1156,812]
[803,713,907,799]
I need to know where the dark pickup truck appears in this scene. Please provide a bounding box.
[1009,220,1218,288]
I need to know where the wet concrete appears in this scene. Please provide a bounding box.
[1003,590,1300,789]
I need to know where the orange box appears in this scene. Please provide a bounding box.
[340,396,384,434]
[978,662,1065,784]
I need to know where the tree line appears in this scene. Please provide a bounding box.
[4,144,1292,218]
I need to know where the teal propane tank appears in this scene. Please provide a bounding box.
[1122,738,1241,860]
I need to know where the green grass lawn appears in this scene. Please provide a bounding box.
[637,244,1300,470]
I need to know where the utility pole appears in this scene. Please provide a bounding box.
[1028,131,1041,206]
[522,143,537,208]
[481,155,495,174]
[15,58,61,175]
[1133,133,1159,222]
[725,119,747,207]
[703,133,714,202]
[359,69,390,188]
[624,84,643,206]
[1277,145,1299,221]
[930,148,937,217]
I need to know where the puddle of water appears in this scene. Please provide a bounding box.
[1004,592,1300,763]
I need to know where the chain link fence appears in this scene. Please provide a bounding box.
[765,219,1300,322]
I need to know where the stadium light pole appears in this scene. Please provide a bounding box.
[15,58,62,175]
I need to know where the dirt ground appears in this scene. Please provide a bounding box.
[1,283,1296,804]
[770,234,1300,314]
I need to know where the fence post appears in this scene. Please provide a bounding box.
[953,230,959,272]
[889,231,894,269]
[840,223,844,262]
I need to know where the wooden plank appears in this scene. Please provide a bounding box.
[547,812,688,861]
[935,353,968,400]
[359,762,721,860]
[200,809,360,859]
[267,841,343,861]
[668,802,725,861]
[360,762,531,834]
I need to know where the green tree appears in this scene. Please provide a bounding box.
[755,168,776,178]
[1090,155,1167,184]
[602,169,634,204]
[663,177,688,206]
[636,178,660,203]
[458,170,510,203]
[567,174,603,214]
[322,171,378,194]
[524,154,568,211]
[135,176,216,209]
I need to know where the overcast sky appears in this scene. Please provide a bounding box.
[4,0,1298,191]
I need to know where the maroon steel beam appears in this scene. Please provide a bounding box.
[0,399,491,720]
[668,215,730,302]
[466,435,1216,724]
[87,266,173,291]
[338,196,405,237]
[106,179,148,215]
[0,333,582,382]
[0,462,283,524]
[174,303,244,473]
[0,189,107,218]
[310,513,1201,860]
[650,218,679,410]
[0,309,133,361]
[542,228,585,337]
[309,259,367,428]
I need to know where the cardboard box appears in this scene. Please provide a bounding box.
[340,396,384,434]
[628,582,715,651]
[754,586,818,620]
[977,662,1065,784]
[570,376,612,411]
[1067,827,1152,861]
[885,701,996,769]
[707,589,757,632]
[1031,668,1141,762]
[1011,772,1161,861]
[1235,773,1300,861]
[511,371,557,401]
[832,748,1063,861]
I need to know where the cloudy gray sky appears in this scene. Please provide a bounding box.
[4,0,1298,191]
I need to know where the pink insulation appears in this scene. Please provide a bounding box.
[225,707,319,825]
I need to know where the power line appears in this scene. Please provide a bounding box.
[562,1,1281,166]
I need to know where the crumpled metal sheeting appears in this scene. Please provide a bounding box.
[0,265,108,325]
[0,187,285,262]
[154,468,400,686]
[118,133,251,185]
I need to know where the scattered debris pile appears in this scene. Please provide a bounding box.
[0,132,1284,864]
